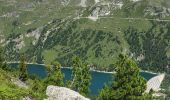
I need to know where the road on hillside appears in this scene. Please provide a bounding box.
[78,16,170,22]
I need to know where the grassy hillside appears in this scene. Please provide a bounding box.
[0,69,29,99]
[0,68,47,99]
[1,0,170,73]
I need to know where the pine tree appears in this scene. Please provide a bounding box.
[70,56,81,90]
[70,56,91,96]
[0,47,4,68]
[44,61,64,86]
[97,84,110,100]
[46,64,52,77]
[0,46,6,69]
[51,61,64,86]
[19,54,28,81]
[98,54,153,100]
[31,79,44,92]
[79,63,91,96]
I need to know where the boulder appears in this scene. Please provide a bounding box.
[45,85,90,100]
[145,73,165,93]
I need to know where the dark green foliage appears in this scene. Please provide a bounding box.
[30,79,47,99]
[98,54,153,100]
[0,46,3,67]
[0,46,7,71]
[0,47,6,70]
[125,22,170,73]
[31,79,44,92]
[12,20,20,27]
[70,56,91,96]
[27,28,36,33]
[15,20,123,68]
[79,64,91,96]
[44,62,64,87]
[160,75,170,99]
[97,85,111,100]
[19,54,28,82]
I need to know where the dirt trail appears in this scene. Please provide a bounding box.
[78,16,170,22]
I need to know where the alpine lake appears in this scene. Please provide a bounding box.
[9,63,157,96]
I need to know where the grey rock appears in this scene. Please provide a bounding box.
[45,85,90,100]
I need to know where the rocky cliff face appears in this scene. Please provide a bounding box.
[45,85,90,100]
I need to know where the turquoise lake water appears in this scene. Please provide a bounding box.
[9,63,157,95]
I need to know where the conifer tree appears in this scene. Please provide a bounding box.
[51,61,64,86]
[0,46,6,69]
[0,46,4,68]
[44,62,64,86]
[19,54,28,81]
[46,64,52,77]
[70,56,91,96]
[98,54,153,100]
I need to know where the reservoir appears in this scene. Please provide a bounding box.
[9,63,157,95]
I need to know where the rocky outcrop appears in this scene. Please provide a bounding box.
[145,73,165,93]
[11,77,28,89]
[45,85,90,100]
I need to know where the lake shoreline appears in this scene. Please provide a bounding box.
[7,62,158,75]
[6,62,159,95]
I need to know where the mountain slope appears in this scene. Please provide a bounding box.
[0,0,170,72]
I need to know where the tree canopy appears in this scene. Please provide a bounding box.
[44,61,64,87]
[0,47,4,68]
[0,46,7,70]
[70,56,91,96]
[18,54,28,82]
[98,54,153,100]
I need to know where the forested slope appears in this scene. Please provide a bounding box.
[0,0,170,73]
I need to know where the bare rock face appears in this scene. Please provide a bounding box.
[145,73,165,93]
[45,85,90,100]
